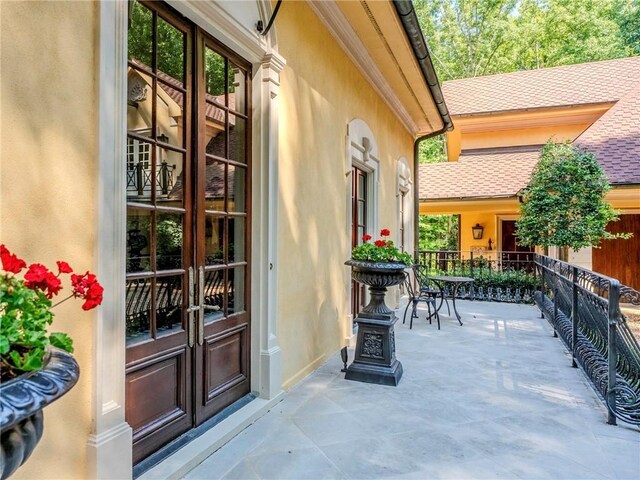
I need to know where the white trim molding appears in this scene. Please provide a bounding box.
[90,1,132,478]
[251,51,286,400]
[307,0,418,135]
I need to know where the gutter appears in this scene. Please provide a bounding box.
[392,0,453,134]
[392,1,453,256]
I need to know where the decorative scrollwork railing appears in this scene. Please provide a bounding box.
[535,254,640,426]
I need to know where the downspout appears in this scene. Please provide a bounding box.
[392,0,454,259]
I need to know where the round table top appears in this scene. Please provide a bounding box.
[429,275,474,283]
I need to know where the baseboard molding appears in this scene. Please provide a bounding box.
[282,353,330,391]
[87,422,133,480]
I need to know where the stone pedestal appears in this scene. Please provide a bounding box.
[345,308,403,386]
[344,260,407,387]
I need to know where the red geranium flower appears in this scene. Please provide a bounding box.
[56,261,73,274]
[0,244,27,274]
[380,229,390,237]
[71,272,104,310]
[374,240,387,247]
[362,234,372,242]
[24,263,62,298]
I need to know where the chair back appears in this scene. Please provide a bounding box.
[412,264,438,294]
[404,271,417,298]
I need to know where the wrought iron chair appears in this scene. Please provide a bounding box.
[402,271,440,330]
[412,264,451,317]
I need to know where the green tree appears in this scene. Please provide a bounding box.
[414,0,635,81]
[419,215,459,251]
[516,142,630,256]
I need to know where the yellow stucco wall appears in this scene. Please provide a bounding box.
[276,1,414,387]
[0,1,98,478]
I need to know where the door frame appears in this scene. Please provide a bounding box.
[345,119,379,345]
[93,1,285,477]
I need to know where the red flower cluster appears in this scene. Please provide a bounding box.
[24,263,62,299]
[1,244,103,310]
[71,272,104,311]
[374,240,387,247]
[380,229,391,237]
[362,234,372,242]
[1,244,26,274]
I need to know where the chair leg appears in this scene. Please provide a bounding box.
[427,302,432,325]
[436,307,441,330]
[410,300,417,329]
[402,300,411,325]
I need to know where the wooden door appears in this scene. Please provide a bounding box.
[192,33,251,424]
[351,167,368,318]
[125,1,251,464]
[593,214,640,290]
[501,220,533,269]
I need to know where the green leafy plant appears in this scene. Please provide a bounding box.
[516,142,631,254]
[0,245,103,381]
[351,229,413,265]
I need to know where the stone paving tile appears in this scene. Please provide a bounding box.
[183,300,639,480]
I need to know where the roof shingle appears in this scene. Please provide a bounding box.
[442,57,640,116]
[419,150,540,200]
[575,85,640,185]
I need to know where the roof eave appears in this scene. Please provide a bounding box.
[393,0,453,134]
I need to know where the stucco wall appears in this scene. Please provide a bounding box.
[1,1,98,478]
[276,1,414,387]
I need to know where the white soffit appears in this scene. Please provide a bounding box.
[307,0,418,135]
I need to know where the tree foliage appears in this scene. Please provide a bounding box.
[516,143,629,251]
[414,0,636,82]
[419,215,459,251]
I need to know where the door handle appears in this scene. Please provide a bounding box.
[187,266,196,347]
[197,265,205,346]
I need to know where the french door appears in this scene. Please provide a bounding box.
[351,167,368,319]
[125,1,251,464]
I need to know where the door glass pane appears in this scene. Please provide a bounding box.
[205,104,227,158]
[157,16,184,84]
[358,173,366,200]
[204,161,226,211]
[203,269,225,320]
[126,138,154,202]
[358,201,365,225]
[127,209,151,272]
[229,217,245,264]
[205,216,225,265]
[156,83,185,149]
[227,164,246,212]
[228,266,245,315]
[156,275,183,336]
[158,151,184,207]
[205,48,226,98]
[229,65,246,115]
[126,277,152,343]
[156,213,183,270]
[228,115,246,164]
[128,0,153,68]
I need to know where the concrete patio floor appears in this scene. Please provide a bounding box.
[184,300,639,480]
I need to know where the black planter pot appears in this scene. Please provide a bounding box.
[344,260,407,386]
[0,348,80,479]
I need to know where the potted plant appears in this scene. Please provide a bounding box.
[0,245,103,479]
[344,229,412,386]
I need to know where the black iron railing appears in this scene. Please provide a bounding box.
[415,250,536,303]
[126,161,176,197]
[535,254,640,426]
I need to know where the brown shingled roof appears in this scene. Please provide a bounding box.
[419,149,540,200]
[443,57,640,116]
[575,85,640,185]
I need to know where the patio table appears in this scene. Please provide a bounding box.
[428,275,474,325]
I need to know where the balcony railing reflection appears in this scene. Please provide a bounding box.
[126,161,176,198]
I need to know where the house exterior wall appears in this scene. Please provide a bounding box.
[276,1,414,387]
[1,0,422,476]
[1,1,99,478]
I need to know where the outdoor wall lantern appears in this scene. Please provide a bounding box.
[472,223,484,240]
